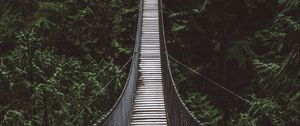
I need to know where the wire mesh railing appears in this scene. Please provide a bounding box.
[158,0,202,125]
[94,0,203,125]
[92,0,143,125]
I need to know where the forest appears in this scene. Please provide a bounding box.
[0,0,299,126]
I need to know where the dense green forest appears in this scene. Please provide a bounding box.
[0,0,138,125]
[0,0,299,126]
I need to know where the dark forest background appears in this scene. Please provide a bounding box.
[0,0,299,126]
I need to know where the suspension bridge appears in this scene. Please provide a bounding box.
[92,0,247,125]
[92,0,201,125]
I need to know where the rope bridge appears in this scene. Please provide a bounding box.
[92,0,201,125]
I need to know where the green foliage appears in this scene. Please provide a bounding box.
[1,43,127,125]
[281,92,300,125]
[226,40,256,69]
[171,23,186,33]
[0,0,138,125]
[229,93,299,126]
[185,92,223,126]
[1,110,32,126]
[278,0,299,9]
[166,0,300,125]
[112,39,131,55]
[253,60,291,93]
[230,113,257,126]
[1,0,300,125]
[230,95,284,126]
[252,1,300,94]
[0,2,22,54]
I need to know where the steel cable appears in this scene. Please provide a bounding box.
[71,56,133,123]
[168,55,251,104]
[93,1,144,125]
[159,0,203,125]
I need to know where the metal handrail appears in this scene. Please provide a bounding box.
[96,0,202,125]
[93,0,143,125]
[158,0,202,125]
